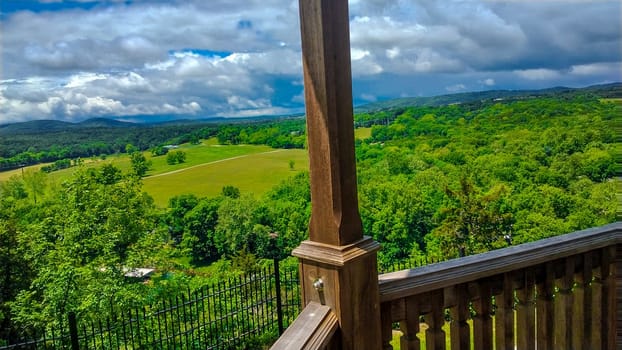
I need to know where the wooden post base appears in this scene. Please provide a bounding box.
[293,236,382,349]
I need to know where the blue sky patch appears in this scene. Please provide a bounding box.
[0,0,99,14]
[173,49,233,59]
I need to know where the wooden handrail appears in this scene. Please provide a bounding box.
[379,221,621,302]
[277,224,620,348]
[378,222,621,349]
[270,301,339,350]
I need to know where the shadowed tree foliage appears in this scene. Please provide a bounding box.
[428,176,514,258]
[180,197,222,263]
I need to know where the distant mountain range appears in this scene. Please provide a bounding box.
[0,118,137,135]
[1,83,619,135]
[0,115,301,136]
[354,82,621,113]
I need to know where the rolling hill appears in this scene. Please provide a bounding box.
[354,82,622,113]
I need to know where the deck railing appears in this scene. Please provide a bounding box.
[378,222,621,349]
[271,301,339,350]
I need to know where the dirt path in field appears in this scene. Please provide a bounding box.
[147,149,285,179]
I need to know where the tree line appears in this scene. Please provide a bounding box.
[0,117,306,171]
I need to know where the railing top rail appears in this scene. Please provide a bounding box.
[378,222,621,302]
[270,301,338,350]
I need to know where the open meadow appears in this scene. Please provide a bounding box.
[0,130,379,207]
[143,146,308,207]
[0,138,309,208]
[354,127,372,139]
[141,128,369,206]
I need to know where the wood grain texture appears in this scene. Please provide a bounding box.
[375,223,620,350]
[472,283,493,350]
[294,236,382,349]
[291,0,383,348]
[552,257,573,348]
[448,285,469,350]
[270,302,338,350]
[582,252,595,349]
[495,274,514,350]
[379,222,621,303]
[380,302,394,350]
[573,254,587,349]
[516,268,536,350]
[400,296,421,350]
[602,246,616,350]
[299,0,361,247]
[536,263,555,350]
[424,291,445,350]
[592,255,604,349]
[616,245,622,349]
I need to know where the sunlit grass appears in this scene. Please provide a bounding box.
[145,142,273,176]
[0,138,310,208]
[355,127,372,140]
[143,147,309,207]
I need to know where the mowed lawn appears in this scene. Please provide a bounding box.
[145,128,368,207]
[146,142,275,176]
[144,147,309,208]
[354,127,372,140]
[0,140,309,208]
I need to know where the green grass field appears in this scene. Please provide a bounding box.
[0,153,130,183]
[0,139,309,208]
[143,147,308,207]
[355,127,372,140]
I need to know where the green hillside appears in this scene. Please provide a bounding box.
[144,147,308,207]
[0,139,309,207]
[354,82,622,113]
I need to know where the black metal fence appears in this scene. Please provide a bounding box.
[377,255,440,274]
[1,262,300,350]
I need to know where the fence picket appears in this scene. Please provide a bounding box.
[1,262,301,350]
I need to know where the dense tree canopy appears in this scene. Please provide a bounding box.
[356,96,617,265]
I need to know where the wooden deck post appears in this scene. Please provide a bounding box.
[292,0,382,348]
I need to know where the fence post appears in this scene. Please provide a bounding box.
[269,232,285,335]
[68,312,79,350]
[274,258,284,335]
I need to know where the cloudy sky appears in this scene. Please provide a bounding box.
[1,0,620,124]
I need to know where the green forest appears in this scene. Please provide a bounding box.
[0,92,619,341]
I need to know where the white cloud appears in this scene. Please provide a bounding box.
[570,62,621,76]
[227,95,269,110]
[65,73,107,88]
[185,101,202,112]
[360,93,377,102]
[0,0,619,123]
[291,92,305,104]
[351,48,371,61]
[514,68,562,81]
[386,47,400,59]
[445,84,466,92]
[482,78,495,86]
